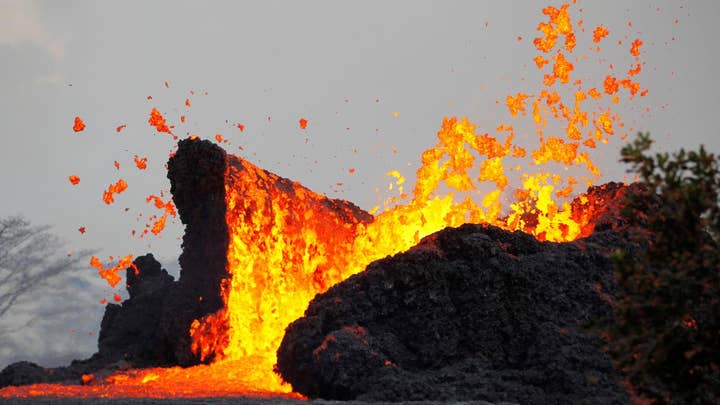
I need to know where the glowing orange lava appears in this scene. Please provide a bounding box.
[102,179,128,205]
[89,255,137,288]
[0,361,302,399]
[73,116,86,132]
[593,24,609,43]
[133,155,148,170]
[149,108,173,135]
[144,194,176,235]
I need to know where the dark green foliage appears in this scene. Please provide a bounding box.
[609,133,720,404]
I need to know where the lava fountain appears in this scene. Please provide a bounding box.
[188,1,646,382]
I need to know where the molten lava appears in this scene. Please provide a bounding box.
[73,116,86,132]
[133,155,148,170]
[89,255,137,288]
[181,154,371,391]
[0,361,302,399]
[148,107,173,135]
[102,179,128,205]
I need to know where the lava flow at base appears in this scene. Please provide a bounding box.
[1,1,651,399]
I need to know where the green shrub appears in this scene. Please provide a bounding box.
[609,133,720,404]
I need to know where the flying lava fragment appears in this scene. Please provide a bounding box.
[134,155,148,170]
[630,39,643,57]
[89,255,137,288]
[68,175,80,185]
[593,25,609,43]
[506,93,530,117]
[102,179,128,205]
[299,118,308,129]
[145,194,177,235]
[73,117,86,132]
[149,108,173,134]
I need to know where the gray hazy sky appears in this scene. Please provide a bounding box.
[1,1,719,367]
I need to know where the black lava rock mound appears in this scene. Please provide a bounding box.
[276,223,631,404]
[92,138,233,368]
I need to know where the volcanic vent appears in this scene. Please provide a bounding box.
[181,137,375,370]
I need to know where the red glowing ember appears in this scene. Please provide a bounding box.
[102,179,128,205]
[145,194,176,235]
[134,155,148,170]
[73,116,86,132]
[593,25,609,43]
[89,255,137,288]
[149,108,172,134]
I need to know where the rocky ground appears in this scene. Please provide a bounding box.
[277,222,633,404]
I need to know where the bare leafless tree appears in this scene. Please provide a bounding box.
[0,215,95,336]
